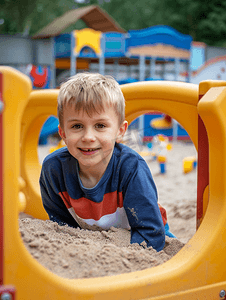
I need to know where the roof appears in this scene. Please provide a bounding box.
[32,5,126,39]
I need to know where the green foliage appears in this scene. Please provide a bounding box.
[0,0,37,34]
[1,0,226,46]
[0,0,77,35]
[151,0,226,46]
[95,0,226,46]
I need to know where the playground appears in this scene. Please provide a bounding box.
[2,6,226,298]
[2,66,226,299]
[18,140,196,279]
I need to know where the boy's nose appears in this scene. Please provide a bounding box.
[81,128,96,142]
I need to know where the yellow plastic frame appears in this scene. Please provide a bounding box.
[2,66,226,299]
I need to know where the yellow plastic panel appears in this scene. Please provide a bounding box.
[3,67,226,299]
[121,81,199,148]
[20,90,58,219]
[197,80,226,227]
[199,80,226,96]
[143,280,226,299]
[0,66,32,224]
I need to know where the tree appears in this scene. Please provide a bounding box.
[100,0,226,46]
[136,0,226,46]
[0,0,77,35]
[0,0,38,34]
[1,0,226,46]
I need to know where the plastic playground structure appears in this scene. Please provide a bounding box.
[1,66,226,299]
[38,25,192,144]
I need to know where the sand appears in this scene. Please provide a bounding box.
[19,137,197,279]
[19,218,184,279]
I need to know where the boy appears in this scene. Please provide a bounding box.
[39,73,173,252]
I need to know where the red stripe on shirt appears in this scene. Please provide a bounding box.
[158,203,167,226]
[59,191,123,221]
[59,191,168,225]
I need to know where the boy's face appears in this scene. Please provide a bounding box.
[58,104,128,174]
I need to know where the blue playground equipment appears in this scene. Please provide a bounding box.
[39,116,59,145]
[39,25,192,144]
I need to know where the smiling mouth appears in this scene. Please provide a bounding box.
[78,147,101,153]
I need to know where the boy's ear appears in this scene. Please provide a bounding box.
[116,121,128,143]
[58,125,66,140]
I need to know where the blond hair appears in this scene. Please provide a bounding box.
[57,73,125,128]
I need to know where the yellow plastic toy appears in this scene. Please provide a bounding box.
[2,66,226,299]
[151,114,173,129]
[146,134,172,174]
[138,151,151,157]
[183,156,197,174]
[49,139,65,153]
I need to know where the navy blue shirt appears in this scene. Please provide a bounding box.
[39,143,165,251]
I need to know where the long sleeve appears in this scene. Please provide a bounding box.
[40,165,79,228]
[122,158,165,251]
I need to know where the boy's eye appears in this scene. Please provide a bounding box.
[72,124,82,129]
[96,123,106,129]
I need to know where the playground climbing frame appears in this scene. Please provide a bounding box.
[1,66,226,299]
